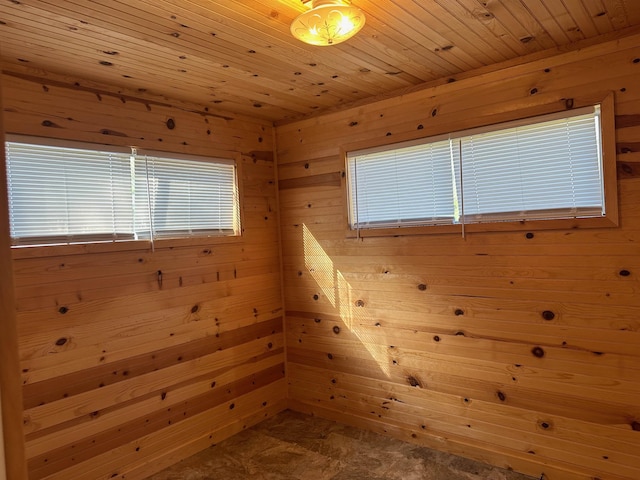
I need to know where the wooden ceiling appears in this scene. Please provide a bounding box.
[1,0,640,124]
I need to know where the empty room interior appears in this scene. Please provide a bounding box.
[1,1,640,479]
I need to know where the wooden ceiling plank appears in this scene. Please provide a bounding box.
[495,0,560,49]
[581,0,616,34]
[1,0,639,124]
[248,0,457,82]
[399,0,515,64]
[559,0,601,37]
[621,0,640,19]
[0,14,324,117]
[52,0,391,98]
[0,38,296,122]
[112,0,415,92]
[4,0,393,117]
[361,1,485,71]
[601,0,632,29]
[430,0,519,60]
[155,0,425,89]
[447,0,531,57]
[538,0,587,42]
[519,0,573,44]
[0,0,313,101]
[2,65,289,125]
[484,0,555,52]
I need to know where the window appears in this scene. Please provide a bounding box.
[136,151,239,240]
[347,104,616,234]
[5,137,240,246]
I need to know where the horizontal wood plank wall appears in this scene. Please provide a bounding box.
[2,74,286,479]
[276,33,640,480]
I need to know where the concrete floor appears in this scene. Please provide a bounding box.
[149,410,537,480]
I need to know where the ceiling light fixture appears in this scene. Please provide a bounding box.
[290,0,366,46]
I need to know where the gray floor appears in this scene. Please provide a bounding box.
[149,410,537,480]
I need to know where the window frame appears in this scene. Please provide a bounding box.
[342,93,618,238]
[133,148,242,241]
[5,135,244,251]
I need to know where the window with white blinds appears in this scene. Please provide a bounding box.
[347,105,605,231]
[5,137,240,246]
[137,152,238,239]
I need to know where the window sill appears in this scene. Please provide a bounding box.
[10,234,244,260]
[346,215,619,239]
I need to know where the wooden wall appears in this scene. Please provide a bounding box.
[276,34,640,480]
[2,72,286,479]
[0,70,28,480]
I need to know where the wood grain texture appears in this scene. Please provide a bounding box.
[2,5,640,479]
[3,73,285,480]
[276,33,640,480]
[2,1,640,123]
[0,65,29,480]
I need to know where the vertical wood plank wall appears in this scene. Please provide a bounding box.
[2,74,286,479]
[276,34,640,480]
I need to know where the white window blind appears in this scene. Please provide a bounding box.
[458,109,603,222]
[6,141,135,245]
[137,152,238,239]
[348,138,458,227]
[5,138,240,246]
[347,106,604,230]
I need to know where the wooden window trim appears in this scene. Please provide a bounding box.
[341,92,618,239]
[5,137,246,258]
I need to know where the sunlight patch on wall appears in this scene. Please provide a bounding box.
[303,224,390,376]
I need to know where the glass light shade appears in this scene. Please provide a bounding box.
[290,0,366,46]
